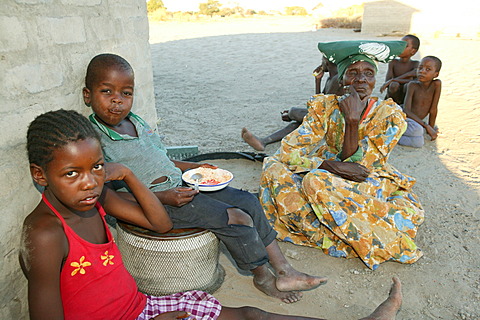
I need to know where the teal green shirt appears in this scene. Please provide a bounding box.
[90,113,183,192]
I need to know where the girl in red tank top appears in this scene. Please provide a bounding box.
[21,110,222,320]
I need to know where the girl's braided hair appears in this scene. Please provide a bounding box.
[27,109,100,168]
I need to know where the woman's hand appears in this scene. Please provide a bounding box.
[156,187,198,207]
[338,85,365,123]
[151,311,190,319]
[320,160,370,182]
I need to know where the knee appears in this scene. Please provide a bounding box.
[227,208,254,227]
[289,107,308,122]
[389,81,400,92]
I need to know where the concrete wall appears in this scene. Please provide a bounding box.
[0,0,156,318]
[361,0,418,35]
[361,0,480,39]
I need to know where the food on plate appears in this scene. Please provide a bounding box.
[184,167,233,186]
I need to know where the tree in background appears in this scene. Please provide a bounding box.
[147,0,165,13]
[219,5,244,17]
[285,6,307,16]
[199,0,221,17]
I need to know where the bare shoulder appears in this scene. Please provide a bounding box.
[22,203,66,256]
[407,80,422,90]
[433,79,442,87]
[389,59,401,66]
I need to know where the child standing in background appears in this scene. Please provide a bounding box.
[380,34,420,105]
[398,56,442,147]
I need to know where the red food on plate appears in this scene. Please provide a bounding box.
[202,179,220,185]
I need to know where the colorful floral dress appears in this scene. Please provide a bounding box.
[259,94,425,270]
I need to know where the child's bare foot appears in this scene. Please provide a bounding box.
[253,267,303,303]
[360,277,402,320]
[241,127,266,151]
[275,267,328,292]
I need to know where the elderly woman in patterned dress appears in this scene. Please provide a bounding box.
[259,40,425,270]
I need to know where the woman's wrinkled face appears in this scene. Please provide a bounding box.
[342,61,376,100]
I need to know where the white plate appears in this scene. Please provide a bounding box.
[182,167,234,192]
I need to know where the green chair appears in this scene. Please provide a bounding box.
[165,145,199,160]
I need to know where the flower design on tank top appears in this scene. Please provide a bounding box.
[70,256,92,276]
[101,251,115,266]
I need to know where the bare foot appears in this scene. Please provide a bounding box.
[275,267,328,292]
[360,277,402,320]
[241,127,266,151]
[253,268,303,303]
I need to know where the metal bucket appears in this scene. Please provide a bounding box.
[116,221,224,295]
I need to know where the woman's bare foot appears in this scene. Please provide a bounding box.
[360,277,402,320]
[241,127,266,151]
[252,266,303,303]
[275,267,328,292]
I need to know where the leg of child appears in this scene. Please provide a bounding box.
[241,107,307,151]
[398,118,424,148]
[241,122,300,151]
[205,188,327,298]
[218,306,326,320]
[262,240,327,292]
[167,188,325,303]
[287,107,308,123]
[216,277,401,320]
[386,82,401,103]
[358,277,402,320]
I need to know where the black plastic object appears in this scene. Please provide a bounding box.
[184,151,268,163]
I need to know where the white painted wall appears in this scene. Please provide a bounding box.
[0,0,156,318]
[361,0,480,39]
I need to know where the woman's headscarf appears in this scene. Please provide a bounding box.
[317,40,407,80]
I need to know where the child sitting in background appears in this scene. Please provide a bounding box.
[398,56,442,148]
[380,34,420,105]
[83,53,327,304]
[21,109,362,320]
[313,56,343,96]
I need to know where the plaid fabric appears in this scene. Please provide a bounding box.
[135,291,222,320]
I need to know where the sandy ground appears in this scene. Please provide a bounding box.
[148,16,479,319]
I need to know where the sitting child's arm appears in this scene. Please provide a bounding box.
[114,160,218,208]
[427,79,442,135]
[380,61,396,93]
[313,64,325,94]
[381,65,417,92]
[21,216,69,320]
[101,162,173,232]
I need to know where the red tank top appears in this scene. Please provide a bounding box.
[42,194,146,320]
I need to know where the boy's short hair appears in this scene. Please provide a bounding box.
[403,34,420,50]
[85,53,133,89]
[423,55,442,72]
